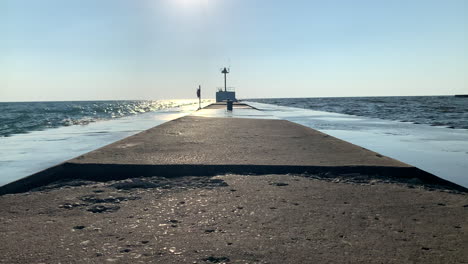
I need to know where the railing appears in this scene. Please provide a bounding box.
[217,87,236,92]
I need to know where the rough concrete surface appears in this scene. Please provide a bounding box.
[0,174,467,263]
[70,116,407,167]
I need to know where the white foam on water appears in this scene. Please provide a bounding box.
[246,101,468,188]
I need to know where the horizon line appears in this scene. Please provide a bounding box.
[0,94,465,103]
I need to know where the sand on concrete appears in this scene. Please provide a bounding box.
[0,174,467,264]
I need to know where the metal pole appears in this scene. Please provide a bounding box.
[224,72,227,92]
[199,85,201,109]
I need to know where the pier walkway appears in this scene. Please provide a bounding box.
[1,103,463,195]
[0,103,467,263]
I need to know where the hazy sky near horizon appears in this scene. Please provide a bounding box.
[1,0,467,101]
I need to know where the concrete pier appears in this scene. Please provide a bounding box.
[0,103,464,195]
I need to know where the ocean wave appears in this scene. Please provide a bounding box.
[0,100,202,137]
[248,96,468,130]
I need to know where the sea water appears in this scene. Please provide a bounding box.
[0,100,203,137]
[245,99,468,188]
[0,100,211,186]
[248,96,468,130]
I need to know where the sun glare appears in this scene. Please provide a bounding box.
[165,0,214,14]
[174,0,200,8]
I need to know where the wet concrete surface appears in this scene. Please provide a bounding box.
[202,102,254,110]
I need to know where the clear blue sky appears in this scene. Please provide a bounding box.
[1,0,467,101]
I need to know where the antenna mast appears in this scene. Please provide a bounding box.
[221,67,230,92]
